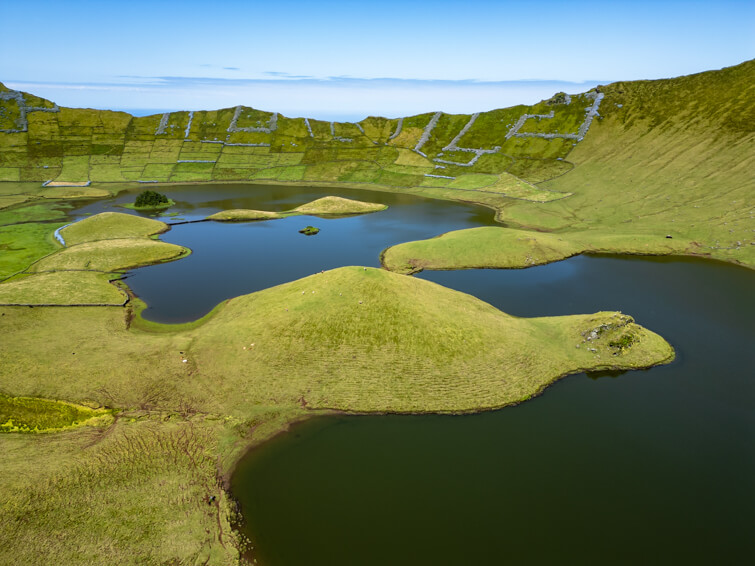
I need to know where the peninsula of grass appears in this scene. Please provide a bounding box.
[0,271,127,305]
[382,226,695,273]
[0,266,674,564]
[0,212,189,305]
[206,209,283,221]
[29,238,187,273]
[60,212,169,244]
[206,195,387,222]
[3,266,674,415]
[185,267,674,413]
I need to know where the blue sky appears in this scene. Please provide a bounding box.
[1,0,752,120]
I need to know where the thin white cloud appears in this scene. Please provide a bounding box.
[4,76,606,120]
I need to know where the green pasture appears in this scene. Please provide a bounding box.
[0,221,64,280]
[0,61,752,564]
[381,226,694,272]
[29,238,187,272]
[0,394,112,433]
[0,271,127,305]
[60,212,168,244]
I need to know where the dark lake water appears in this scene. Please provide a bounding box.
[72,184,496,322]
[72,185,755,565]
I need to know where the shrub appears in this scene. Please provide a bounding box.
[134,190,169,208]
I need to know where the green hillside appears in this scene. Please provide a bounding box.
[381,61,755,270]
[2,60,753,268]
[0,61,752,564]
[0,77,601,199]
[503,59,755,267]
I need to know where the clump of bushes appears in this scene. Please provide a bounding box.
[298,226,320,236]
[609,333,636,352]
[546,92,568,105]
[0,394,106,433]
[134,190,169,208]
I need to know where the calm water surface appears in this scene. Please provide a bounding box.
[72,184,494,322]
[74,185,755,565]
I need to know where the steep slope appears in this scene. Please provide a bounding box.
[0,78,602,202]
[505,60,755,266]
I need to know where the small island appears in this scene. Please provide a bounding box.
[299,225,320,235]
[121,189,175,211]
[206,196,388,222]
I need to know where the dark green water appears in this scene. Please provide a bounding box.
[73,185,755,565]
[232,256,754,566]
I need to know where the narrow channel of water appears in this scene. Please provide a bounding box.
[71,185,755,565]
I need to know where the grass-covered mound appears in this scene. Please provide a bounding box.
[61,212,168,245]
[0,267,674,415]
[189,267,674,413]
[206,209,283,221]
[0,394,111,433]
[0,271,127,305]
[290,196,387,216]
[206,195,387,222]
[382,226,694,273]
[30,238,187,273]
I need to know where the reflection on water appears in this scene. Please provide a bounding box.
[585,369,628,380]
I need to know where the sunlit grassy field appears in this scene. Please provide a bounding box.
[382,226,695,272]
[0,61,752,564]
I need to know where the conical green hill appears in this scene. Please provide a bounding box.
[190,266,674,413]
